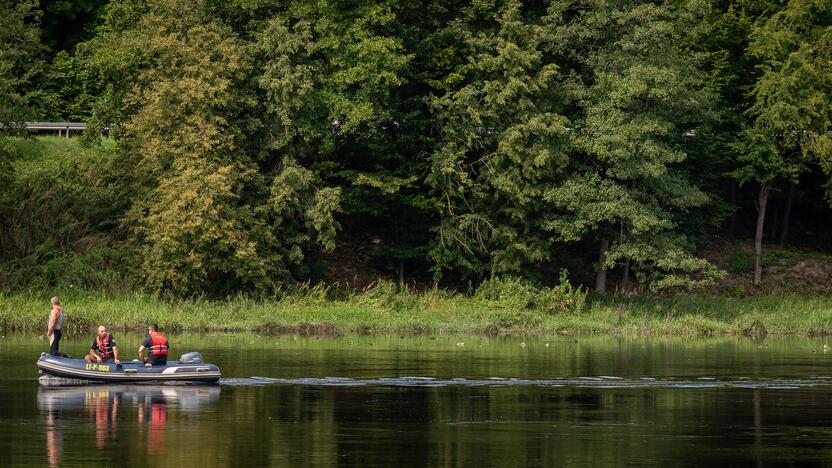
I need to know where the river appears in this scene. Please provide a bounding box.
[2,333,832,466]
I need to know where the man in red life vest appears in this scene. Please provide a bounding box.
[84,325,120,364]
[138,324,169,366]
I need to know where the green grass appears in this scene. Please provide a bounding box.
[7,135,116,163]
[4,287,832,337]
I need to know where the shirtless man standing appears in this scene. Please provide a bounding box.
[46,297,64,355]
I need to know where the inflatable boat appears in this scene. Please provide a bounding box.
[36,352,221,383]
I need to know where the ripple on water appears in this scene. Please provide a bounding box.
[218,376,832,389]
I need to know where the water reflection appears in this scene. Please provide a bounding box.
[45,411,61,468]
[139,392,167,455]
[4,334,832,467]
[38,384,220,466]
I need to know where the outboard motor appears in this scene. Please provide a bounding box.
[179,352,204,363]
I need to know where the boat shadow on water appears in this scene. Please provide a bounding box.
[38,382,221,467]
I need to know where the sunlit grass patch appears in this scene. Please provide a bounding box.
[3,288,832,337]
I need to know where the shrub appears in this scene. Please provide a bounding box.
[2,244,132,292]
[728,252,755,274]
[728,250,800,275]
[537,269,588,314]
[474,276,540,310]
[475,270,587,315]
[725,283,747,298]
[356,279,419,312]
[1,137,129,291]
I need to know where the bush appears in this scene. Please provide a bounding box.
[1,244,133,292]
[728,249,806,275]
[475,270,587,314]
[728,252,755,274]
[725,283,747,298]
[1,137,129,291]
[474,276,540,310]
[356,279,419,312]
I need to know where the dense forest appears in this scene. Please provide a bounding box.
[0,0,830,297]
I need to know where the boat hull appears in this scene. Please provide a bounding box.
[37,353,221,383]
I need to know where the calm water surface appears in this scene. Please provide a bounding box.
[3,333,832,466]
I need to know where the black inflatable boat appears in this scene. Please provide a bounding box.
[37,352,221,383]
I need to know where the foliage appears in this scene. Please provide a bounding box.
[428,0,569,280]
[0,137,129,291]
[38,0,106,54]
[83,0,343,296]
[0,0,47,128]
[249,0,432,281]
[474,271,587,315]
[728,251,756,274]
[544,0,722,291]
[355,279,419,313]
[2,0,832,299]
[744,0,832,190]
[42,51,99,121]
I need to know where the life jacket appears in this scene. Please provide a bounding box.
[149,332,168,356]
[96,334,114,359]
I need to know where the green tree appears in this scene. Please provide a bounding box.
[677,0,784,241]
[737,0,831,285]
[0,0,46,129]
[427,0,569,282]
[86,0,341,296]
[0,0,45,253]
[38,0,106,54]
[34,0,107,120]
[248,0,439,284]
[544,0,722,292]
[43,50,98,120]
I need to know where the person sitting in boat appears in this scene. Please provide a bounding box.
[84,325,120,364]
[138,324,169,366]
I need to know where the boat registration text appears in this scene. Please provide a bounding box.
[85,363,110,371]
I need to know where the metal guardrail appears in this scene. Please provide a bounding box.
[24,122,87,138]
[19,122,832,139]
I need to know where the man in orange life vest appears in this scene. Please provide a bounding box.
[85,325,120,364]
[138,324,169,366]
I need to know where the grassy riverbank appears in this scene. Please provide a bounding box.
[3,286,832,337]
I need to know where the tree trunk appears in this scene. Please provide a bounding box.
[729,180,737,238]
[754,183,771,286]
[779,184,795,246]
[621,258,630,292]
[595,239,610,294]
